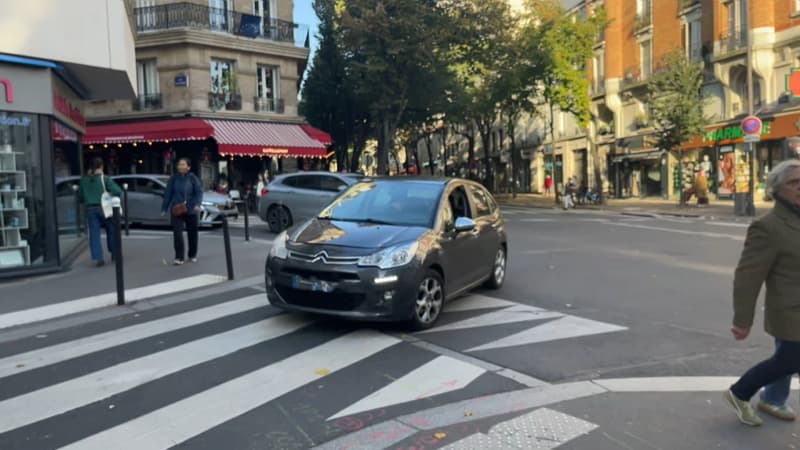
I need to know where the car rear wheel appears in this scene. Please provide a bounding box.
[484,246,506,289]
[266,205,291,233]
[410,270,444,330]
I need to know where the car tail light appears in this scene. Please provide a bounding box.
[261,188,268,196]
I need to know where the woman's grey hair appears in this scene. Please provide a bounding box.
[765,159,800,200]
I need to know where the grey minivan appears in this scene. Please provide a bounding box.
[258,172,364,233]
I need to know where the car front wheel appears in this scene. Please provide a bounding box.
[484,246,506,289]
[409,270,445,330]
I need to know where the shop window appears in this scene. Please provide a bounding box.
[0,113,50,269]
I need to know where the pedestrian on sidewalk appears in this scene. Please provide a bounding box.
[725,160,800,427]
[563,176,576,210]
[695,170,710,207]
[79,158,123,267]
[161,158,203,266]
[544,173,553,196]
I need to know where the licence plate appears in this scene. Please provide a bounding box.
[291,275,333,293]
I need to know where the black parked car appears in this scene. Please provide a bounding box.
[264,177,508,329]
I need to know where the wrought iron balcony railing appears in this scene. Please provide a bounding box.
[715,29,747,56]
[134,2,306,46]
[208,92,242,111]
[254,97,285,114]
[132,93,162,111]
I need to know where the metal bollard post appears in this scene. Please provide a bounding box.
[243,194,250,242]
[122,183,130,236]
[221,215,235,280]
[112,200,125,306]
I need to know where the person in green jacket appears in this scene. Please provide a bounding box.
[79,158,122,267]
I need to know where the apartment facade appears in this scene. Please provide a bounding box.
[558,0,800,201]
[0,0,136,278]
[84,0,330,191]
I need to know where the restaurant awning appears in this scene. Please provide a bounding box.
[206,120,327,158]
[83,119,213,144]
[300,124,332,146]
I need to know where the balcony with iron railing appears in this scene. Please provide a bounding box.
[134,2,307,46]
[254,97,285,114]
[621,67,642,89]
[208,92,242,111]
[132,93,162,111]
[715,29,747,57]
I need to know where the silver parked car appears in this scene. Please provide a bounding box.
[55,175,237,228]
[113,174,238,226]
[258,172,364,233]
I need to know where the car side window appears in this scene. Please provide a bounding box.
[448,186,472,219]
[293,175,321,191]
[115,178,135,193]
[135,178,163,195]
[319,176,347,192]
[469,185,493,217]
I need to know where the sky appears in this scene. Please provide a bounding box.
[295,0,320,60]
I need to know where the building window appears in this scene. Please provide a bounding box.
[256,65,281,113]
[135,0,156,31]
[592,51,605,92]
[135,60,160,110]
[210,59,241,111]
[686,20,702,61]
[253,0,276,30]
[209,0,230,32]
[796,0,800,12]
[640,40,652,80]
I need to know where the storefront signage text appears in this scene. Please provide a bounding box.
[53,93,85,129]
[262,148,289,154]
[703,121,772,143]
[0,78,13,103]
[0,115,31,127]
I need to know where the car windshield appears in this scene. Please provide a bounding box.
[318,181,443,228]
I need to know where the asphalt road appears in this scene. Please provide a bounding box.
[0,206,780,449]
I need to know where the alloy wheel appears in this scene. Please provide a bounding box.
[493,248,506,285]
[415,276,443,325]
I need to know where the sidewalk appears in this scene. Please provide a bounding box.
[0,227,271,330]
[495,193,772,220]
[318,377,800,449]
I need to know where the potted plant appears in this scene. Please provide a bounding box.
[634,112,649,129]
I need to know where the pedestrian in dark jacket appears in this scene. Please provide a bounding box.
[161,158,203,265]
[79,158,122,267]
[725,159,800,426]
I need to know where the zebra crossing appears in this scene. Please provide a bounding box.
[0,286,626,450]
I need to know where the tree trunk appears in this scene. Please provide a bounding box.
[424,134,435,175]
[377,117,391,175]
[508,121,518,199]
[441,127,449,176]
[479,123,493,192]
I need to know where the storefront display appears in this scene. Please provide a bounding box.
[718,146,735,197]
[734,147,751,194]
[0,62,86,278]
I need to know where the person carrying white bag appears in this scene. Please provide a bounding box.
[79,157,123,267]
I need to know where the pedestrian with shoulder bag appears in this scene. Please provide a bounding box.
[161,157,203,265]
[79,158,123,267]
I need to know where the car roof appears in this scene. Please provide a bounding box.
[358,176,475,186]
[275,171,362,178]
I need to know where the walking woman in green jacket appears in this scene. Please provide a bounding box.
[79,158,122,267]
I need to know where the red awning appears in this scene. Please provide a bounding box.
[83,119,213,144]
[206,120,327,158]
[300,124,332,146]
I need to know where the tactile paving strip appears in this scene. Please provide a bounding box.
[438,407,598,450]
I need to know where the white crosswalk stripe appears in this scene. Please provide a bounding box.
[0,289,626,449]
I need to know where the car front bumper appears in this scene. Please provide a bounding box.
[265,256,423,321]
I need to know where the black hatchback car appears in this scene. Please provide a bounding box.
[265,177,507,329]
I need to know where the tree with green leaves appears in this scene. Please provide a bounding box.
[647,49,710,204]
[300,0,371,172]
[337,0,454,175]
[522,0,608,200]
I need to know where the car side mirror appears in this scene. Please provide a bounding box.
[454,217,475,233]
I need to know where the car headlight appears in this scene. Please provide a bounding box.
[358,241,419,269]
[269,231,289,259]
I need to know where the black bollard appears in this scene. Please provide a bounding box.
[122,184,130,237]
[243,194,250,242]
[112,204,125,305]
[221,215,234,280]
